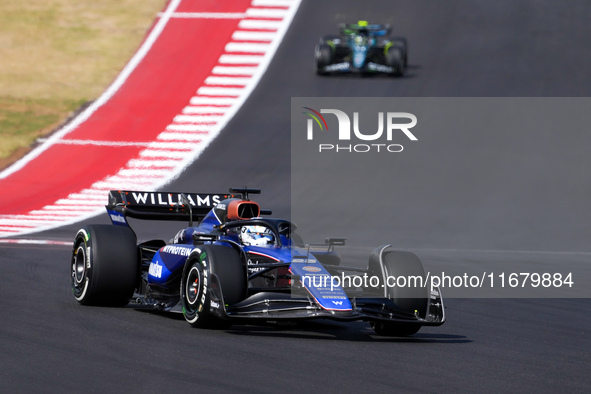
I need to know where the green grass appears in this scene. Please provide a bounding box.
[0,97,86,159]
[0,0,166,169]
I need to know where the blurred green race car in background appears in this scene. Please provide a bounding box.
[315,21,408,76]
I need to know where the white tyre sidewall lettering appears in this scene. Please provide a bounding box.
[183,248,209,324]
[73,229,91,302]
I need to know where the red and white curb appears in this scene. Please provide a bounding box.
[0,0,301,238]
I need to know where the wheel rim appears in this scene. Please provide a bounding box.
[72,241,91,301]
[73,245,86,285]
[186,266,201,306]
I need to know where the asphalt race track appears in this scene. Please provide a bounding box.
[2,1,591,392]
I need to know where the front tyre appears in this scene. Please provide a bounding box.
[182,259,208,326]
[386,47,405,77]
[391,37,408,67]
[315,44,333,75]
[180,245,246,328]
[368,247,429,336]
[71,225,138,306]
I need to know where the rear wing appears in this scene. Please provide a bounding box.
[106,190,235,223]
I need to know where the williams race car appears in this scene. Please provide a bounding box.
[315,21,408,76]
[71,188,444,336]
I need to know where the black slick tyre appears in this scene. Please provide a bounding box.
[386,47,405,77]
[392,37,408,67]
[368,248,429,336]
[315,44,333,75]
[71,225,138,306]
[180,245,246,328]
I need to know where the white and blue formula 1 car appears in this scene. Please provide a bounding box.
[71,188,444,336]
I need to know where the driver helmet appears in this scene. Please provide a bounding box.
[354,35,368,44]
[357,20,369,34]
[240,225,275,246]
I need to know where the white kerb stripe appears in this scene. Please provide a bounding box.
[166,124,215,132]
[252,0,294,6]
[219,55,263,64]
[139,150,193,158]
[29,210,82,217]
[162,12,247,19]
[232,31,276,41]
[182,106,228,113]
[60,193,106,202]
[212,66,257,75]
[54,198,104,205]
[190,97,236,105]
[246,8,289,18]
[118,169,172,178]
[173,114,222,123]
[238,20,283,30]
[197,87,244,96]
[126,159,181,168]
[156,133,204,141]
[147,141,195,150]
[92,180,152,190]
[225,42,271,53]
[205,76,251,86]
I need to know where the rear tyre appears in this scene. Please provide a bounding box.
[180,245,246,328]
[71,225,138,306]
[368,248,429,336]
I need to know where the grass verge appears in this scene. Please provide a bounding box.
[0,0,166,170]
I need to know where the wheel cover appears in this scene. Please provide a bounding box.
[185,266,201,306]
[73,245,86,285]
[71,242,90,301]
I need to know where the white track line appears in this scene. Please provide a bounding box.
[162,12,247,19]
[36,139,153,147]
